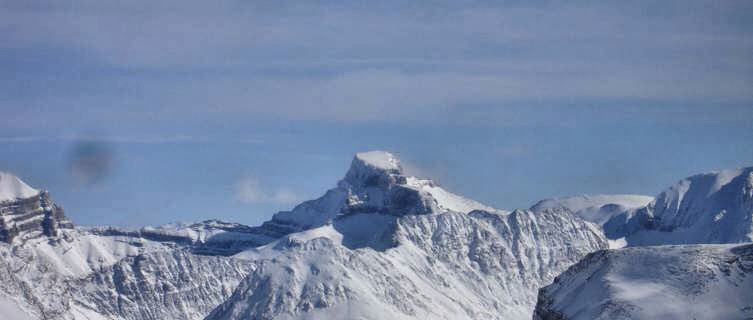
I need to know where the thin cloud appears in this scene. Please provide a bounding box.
[234,176,302,205]
[1,0,751,130]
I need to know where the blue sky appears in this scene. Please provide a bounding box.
[2,1,752,227]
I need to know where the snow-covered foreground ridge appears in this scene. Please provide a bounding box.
[0,154,751,320]
[534,243,753,320]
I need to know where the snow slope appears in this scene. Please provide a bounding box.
[603,167,753,246]
[0,227,255,320]
[531,194,653,225]
[90,219,273,256]
[0,296,34,320]
[0,171,39,203]
[534,243,753,320]
[535,167,753,247]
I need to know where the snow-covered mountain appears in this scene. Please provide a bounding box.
[530,167,753,320]
[254,151,502,244]
[1,157,752,320]
[533,243,753,320]
[0,172,255,320]
[0,152,609,320]
[531,167,753,248]
[603,167,753,246]
[205,152,607,320]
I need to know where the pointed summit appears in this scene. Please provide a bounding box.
[354,151,402,173]
[0,171,40,203]
[344,151,404,188]
[257,151,502,246]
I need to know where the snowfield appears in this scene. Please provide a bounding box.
[530,194,653,225]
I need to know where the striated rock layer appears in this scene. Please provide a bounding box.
[0,190,74,244]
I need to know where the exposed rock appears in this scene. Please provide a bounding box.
[0,191,74,244]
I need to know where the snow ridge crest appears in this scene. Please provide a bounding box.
[0,171,40,203]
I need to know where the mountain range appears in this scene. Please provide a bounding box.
[0,151,751,319]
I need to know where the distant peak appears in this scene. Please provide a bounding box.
[0,171,40,202]
[354,151,402,173]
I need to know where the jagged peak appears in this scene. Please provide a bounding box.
[0,171,40,203]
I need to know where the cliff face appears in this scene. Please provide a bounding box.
[73,250,254,320]
[206,209,607,320]
[0,191,74,243]
[0,233,254,320]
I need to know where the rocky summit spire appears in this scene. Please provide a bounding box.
[343,151,403,186]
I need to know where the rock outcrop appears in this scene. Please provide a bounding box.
[0,189,74,244]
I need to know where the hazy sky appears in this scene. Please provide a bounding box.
[2,1,752,227]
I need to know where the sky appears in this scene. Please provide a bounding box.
[1,0,752,227]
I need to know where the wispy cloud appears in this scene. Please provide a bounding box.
[234,176,302,205]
